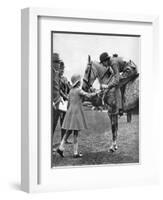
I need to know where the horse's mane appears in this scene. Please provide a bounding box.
[90,61,103,77]
[91,61,102,70]
[90,61,114,84]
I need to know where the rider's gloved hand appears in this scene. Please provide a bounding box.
[90,87,96,92]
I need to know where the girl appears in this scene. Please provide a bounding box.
[56,74,98,158]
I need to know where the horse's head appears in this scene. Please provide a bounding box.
[82,62,103,107]
[82,62,97,92]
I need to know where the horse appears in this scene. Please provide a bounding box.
[82,58,139,151]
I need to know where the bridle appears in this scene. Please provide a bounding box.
[83,61,113,91]
[83,62,96,91]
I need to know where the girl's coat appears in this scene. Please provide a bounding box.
[62,88,94,130]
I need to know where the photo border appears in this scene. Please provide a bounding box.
[21,7,159,193]
[51,30,140,167]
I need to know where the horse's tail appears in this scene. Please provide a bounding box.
[123,76,139,112]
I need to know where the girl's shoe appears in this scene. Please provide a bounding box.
[56,148,64,157]
[73,153,83,158]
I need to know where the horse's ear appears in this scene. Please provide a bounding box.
[88,55,91,65]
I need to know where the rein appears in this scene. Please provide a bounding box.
[83,61,96,90]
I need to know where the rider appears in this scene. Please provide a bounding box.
[99,52,123,116]
[112,53,138,84]
[98,52,123,151]
[111,53,138,112]
[112,53,127,73]
[100,53,138,115]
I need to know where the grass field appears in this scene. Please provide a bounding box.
[52,111,139,167]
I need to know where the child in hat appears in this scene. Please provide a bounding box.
[56,74,99,158]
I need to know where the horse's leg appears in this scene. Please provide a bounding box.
[127,111,132,123]
[109,114,118,152]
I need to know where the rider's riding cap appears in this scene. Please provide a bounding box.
[99,52,110,63]
[71,74,81,87]
[52,53,61,63]
[113,54,118,57]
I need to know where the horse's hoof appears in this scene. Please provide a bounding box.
[114,145,118,150]
[109,144,118,152]
[109,148,115,153]
[109,147,115,152]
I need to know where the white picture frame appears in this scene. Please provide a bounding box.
[21,7,159,193]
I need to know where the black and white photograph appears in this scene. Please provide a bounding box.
[51,31,140,167]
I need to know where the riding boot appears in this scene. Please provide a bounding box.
[101,89,107,107]
[119,108,123,116]
[61,129,66,140]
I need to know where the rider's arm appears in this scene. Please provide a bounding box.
[107,62,120,89]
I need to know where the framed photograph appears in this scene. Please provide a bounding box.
[21,8,159,193]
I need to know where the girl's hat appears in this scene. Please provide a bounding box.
[71,74,81,87]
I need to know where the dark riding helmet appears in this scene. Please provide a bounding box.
[99,52,110,63]
[113,53,118,57]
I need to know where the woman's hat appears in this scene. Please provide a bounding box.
[99,52,110,63]
[71,74,81,87]
[52,53,61,63]
[60,61,65,69]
